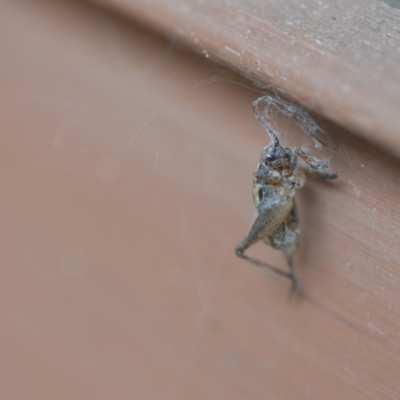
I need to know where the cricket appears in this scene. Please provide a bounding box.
[235,95,338,292]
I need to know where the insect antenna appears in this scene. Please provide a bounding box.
[253,97,280,147]
[253,94,339,151]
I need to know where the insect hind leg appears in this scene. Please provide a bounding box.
[235,243,297,286]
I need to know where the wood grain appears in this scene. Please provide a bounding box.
[1,1,399,399]
[91,0,400,155]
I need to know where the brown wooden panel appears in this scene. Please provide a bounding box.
[1,1,400,399]
[91,0,400,154]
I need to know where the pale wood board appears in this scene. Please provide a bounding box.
[92,0,400,154]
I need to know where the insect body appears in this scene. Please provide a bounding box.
[235,97,338,292]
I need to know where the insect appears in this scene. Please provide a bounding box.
[235,96,338,292]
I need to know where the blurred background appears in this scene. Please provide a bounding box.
[1,1,400,399]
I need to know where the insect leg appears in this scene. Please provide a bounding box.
[294,148,338,179]
[305,168,338,180]
[269,204,301,292]
[283,250,299,294]
[235,199,297,285]
[294,147,330,170]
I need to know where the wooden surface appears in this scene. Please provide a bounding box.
[92,0,400,154]
[1,1,400,399]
